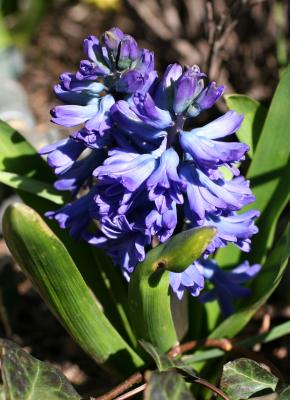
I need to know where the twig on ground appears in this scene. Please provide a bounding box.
[94,372,143,400]
[114,384,146,400]
[194,378,230,400]
[168,337,233,358]
[0,289,13,338]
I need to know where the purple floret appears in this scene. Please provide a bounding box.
[41,26,261,312]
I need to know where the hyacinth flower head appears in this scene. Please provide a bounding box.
[41,27,261,315]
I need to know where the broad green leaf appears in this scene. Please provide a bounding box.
[129,227,216,353]
[91,248,137,349]
[248,66,290,260]
[0,171,65,204]
[209,222,290,339]
[0,119,57,214]
[217,66,290,267]
[0,339,81,400]
[3,203,143,374]
[0,121,132,347]
[144,370,194,400]
[224,94,267,158]
[279,386,290,400]
[0,120,53,181]
[220,358,278,400]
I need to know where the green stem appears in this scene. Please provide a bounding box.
[128,227,216,353]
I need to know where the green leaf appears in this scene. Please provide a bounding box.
[139,341,198,380]
[91,248,137,349]
[0,121,132,349]
[144,370,194,400]
[220,358,278,400]
[0,339,81,400]
[217,67,290,268]
[139,340,174,372]
[0,171,65,204]
[0,119,58,214]
[224,94,267,158]
[246,66,290,262]
[173,362,198,381]
[0,120,53,181]
[3,203,143,375]
[209,222,290,340]
[182,320,290,366]
[129,227,216,353]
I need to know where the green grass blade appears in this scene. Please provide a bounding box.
[209,222,290,340]
[216,66,290,267]
[183,320,290,365]
[224,94,267,158]
[0,171,65,204]
[0,120,53,181]
[246,65,290,262]
[3,203,143,374]
[128,227,216,353]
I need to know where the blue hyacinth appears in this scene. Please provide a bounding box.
[41,27,261,315]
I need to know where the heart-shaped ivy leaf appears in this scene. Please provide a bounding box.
[220,358,278,400]
[144,370,195,400]
[0,339,81,400]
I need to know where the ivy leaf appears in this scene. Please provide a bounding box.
[0,171,65,204]
[144,370,194,400]
[220,358,278,400]
[0,339,81,400]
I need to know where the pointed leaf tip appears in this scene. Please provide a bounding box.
[157,226,216,273]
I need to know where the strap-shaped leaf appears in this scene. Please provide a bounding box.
[209,222,290,339]
[0,339,81,400]
[3,203,143,374]
[218,66,290,267]
[0,171,64,204]
[224,94,267,158]
[0,121,132,348]
[129,227,216,353]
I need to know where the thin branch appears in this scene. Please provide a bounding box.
[114,384,146,400]
[0,289,12,338]
[94,372,143,400]
[194,378,230,400]
[168,338,233,358]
